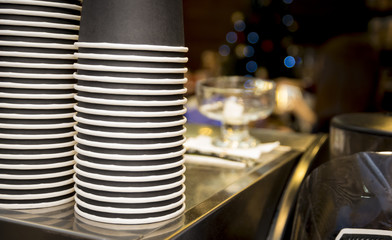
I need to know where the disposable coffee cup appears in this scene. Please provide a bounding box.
[75,91,185,105]
[76,58,184,69]
[75,80,185,91]
[75,154,184,171]
[75,184,185,203]
[0,192,74,210]
[77,47,186,58]
[0,2,81,15]
[73,112,187,128]
[79,0,184,46]
[0,32,77,44]
[75,69,185,79]
[74,122,185,137]
[74,174,185,192]
[73,73,187,85]
[0,24,78,35]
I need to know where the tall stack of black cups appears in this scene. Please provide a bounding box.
[72,0,188,224]
[0,0,81,209]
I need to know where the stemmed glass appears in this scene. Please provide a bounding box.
[196,76,276,149]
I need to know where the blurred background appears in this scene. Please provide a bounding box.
[182,0,392,133]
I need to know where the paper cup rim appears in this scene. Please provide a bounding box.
[74,164,186,182]
[74,184,185,204]
[0,19,79,30]
[0,0,82,11]
[74,104,187,118]
[0,9,80,21]
[0,40,77,49]
[74,194,185,214]
[74,84,187,96]
[73,73,187,85]
[75,42,187,52]
[0,29,78,40]
[73,114,187,128]
[74,63,187,74]
[74,52,187,63]
[73,124,186,139]
[74,155,185,172]
[73,134,186,150]
[0,50,76,59]
[74,94,187,107]
[0,195,74,209]
[74,144,186,161]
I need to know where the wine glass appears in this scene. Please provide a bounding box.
[196,76,276,148]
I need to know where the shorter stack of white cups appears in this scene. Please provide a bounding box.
[0,0,81,209]
[72,0,188,224]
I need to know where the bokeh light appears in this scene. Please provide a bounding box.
[247,32,259,44]
[218,44,230,56]
[234,20,246,32]
[283,0,293,4]
[226,31,238,44]
[246,61,258,73]
[284,56,296,68]
[243,45,255,57]
[282,14,294,27]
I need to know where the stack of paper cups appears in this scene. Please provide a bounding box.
[0,0,81,209]
[73,0,188,224]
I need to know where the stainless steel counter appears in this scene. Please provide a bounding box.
[0,124,326,240]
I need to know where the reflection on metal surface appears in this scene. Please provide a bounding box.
[267,134,328,240]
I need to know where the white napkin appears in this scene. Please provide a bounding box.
[184,135,280,168]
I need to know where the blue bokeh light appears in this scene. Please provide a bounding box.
[234,20,246,32]
[226,31,238,44]
[247,32,259,44]
[218,44,230,56]
[283,0,293,4]
[246,61,258,73]
[243,45,255,57]
[282,14,294,27]
[284,56,296,68]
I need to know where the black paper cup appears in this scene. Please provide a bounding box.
[74,174,185,192]
[74,132,184,146]
[0,24,78,35]
[0,77,75,85]
[75,194,184,215]
[0,13,79,26]
[0,117,75,129]
[75,92,185,106]
[0,155,74,169]
[75,184,184,206]
[74,122,185,138]
[0,2,81,15]
[75,80,184,91]
[73,73,187,85]
[0,192,74,209]
[75,154,184,171]
[73,103,186,118]
[74,84,186,96]
[74,164,185,182]
[0,87,75,97]
[76,47,186,58]
[0,165,74,179]
[0,31,78,44]
[75,69,185,79]
[74,144,185,161]
[78,0,184,46]
[0,174,73,188]
[74,112,187,128]
[76,58,184,69]
[0,41,77,54]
